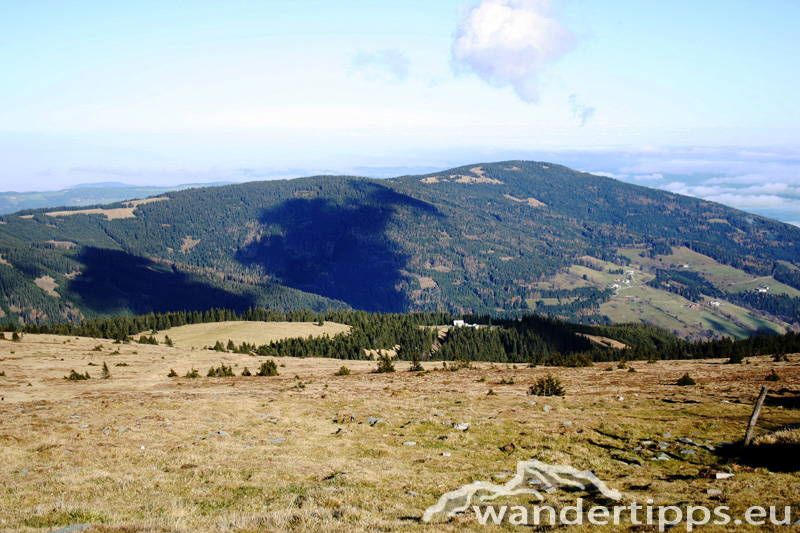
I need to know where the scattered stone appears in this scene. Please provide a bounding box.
[49,524,93,533]
[407,490,420,497]
[118,427,128,433]
[454,423,470,431]
[633,446,643,452]
[366,416,387,427]
[70,415,81,419]
[680,449,697,456]
[658,442,669,449]
[678,437,695,445]
[215,430,230,437]
[101,428,110,437]
[403,441,417,446]
[269,438,286,445]
[654,453,671,461]
[707,489,723,496]
[561,421,572,426]
[715,473,734,480]
[18,468,28,476]
[442,452,451,457]
[79,424,88,428]
[527,401,536,406]
[617,397,625,401]
[641,440,653,446]
[662,432,672,438]
[543,405,553,413]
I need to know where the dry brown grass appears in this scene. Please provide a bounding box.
[0,335,799,531]
[179,236,201,253]
[503,194,546,208]
[33,276,59,297]
[43,198,169,220]
[577,333,628,350]
[154,321,351,349]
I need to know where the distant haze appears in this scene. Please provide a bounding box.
[1,2,797,224]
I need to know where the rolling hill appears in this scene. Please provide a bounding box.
[0,161,798,339]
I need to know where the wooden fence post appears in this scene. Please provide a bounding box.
[743,385,769,446]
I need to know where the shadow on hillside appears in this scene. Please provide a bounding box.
[237,181,440,312]
[68,247,255,315]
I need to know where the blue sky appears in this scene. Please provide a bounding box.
[1,0,799,224]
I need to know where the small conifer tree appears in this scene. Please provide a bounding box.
[256,360,279,376]
[375,354,395,373]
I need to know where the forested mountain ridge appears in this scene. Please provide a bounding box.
[0,160,798,338]
[0,182,230,215]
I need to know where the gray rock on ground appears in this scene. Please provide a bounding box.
[366,416,387,427]
[49,525,93,533]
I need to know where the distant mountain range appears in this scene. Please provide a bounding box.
[0,182,231,215]
[0,161,798,340]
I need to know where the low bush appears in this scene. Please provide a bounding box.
[528,375,565,397]
[207,363,235,377]
[65,369,91,381]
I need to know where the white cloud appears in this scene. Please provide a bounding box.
[352,49,411,83]
[568,94,596,126]
[587,170,626,179]
[704,194,800,209]
[451,0,576,103]
[632,173,663,181]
